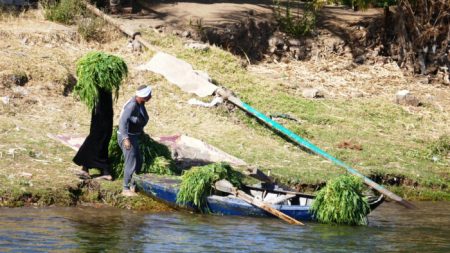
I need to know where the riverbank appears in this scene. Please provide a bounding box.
[0,6,448,209]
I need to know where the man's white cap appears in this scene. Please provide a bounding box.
[136,85,152,98]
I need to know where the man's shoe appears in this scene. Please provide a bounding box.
[121,189,138,197]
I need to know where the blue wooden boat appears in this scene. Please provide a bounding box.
[135,173,384,221]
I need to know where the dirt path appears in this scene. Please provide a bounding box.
[125,1,379,29]
[115,0,274,32]
[117,1,449,109]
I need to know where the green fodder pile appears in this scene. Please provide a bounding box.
[176,163,243,212]
[74,51,128,110]
[310,175,370,226]
[108,127,178,179]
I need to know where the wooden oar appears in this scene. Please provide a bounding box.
[214,179,304,225]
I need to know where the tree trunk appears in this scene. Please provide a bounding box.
[384,0,450,76]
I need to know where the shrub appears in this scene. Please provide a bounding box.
[42,0,84,25]
[274,0,316,37]
[274,0,373,37]
[78,17,107,42]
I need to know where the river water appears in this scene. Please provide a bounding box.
[0,202,449,252]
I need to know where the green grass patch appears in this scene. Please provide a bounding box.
[390,185,450,201]
[424,134,450,161]
[0,185,76,207]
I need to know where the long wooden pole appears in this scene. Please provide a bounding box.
[215,180,304,225]
[218,90,415,209]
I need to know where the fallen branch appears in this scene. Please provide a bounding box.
[82,1,158,52]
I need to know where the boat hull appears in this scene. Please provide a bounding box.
[135,173,383,222]
[206,195,313,221]
[135,174,315,220]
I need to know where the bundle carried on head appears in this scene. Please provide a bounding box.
[108,127,178,179]
[176,162,242,212]
[74,51,128,109]
[310,174,370,226]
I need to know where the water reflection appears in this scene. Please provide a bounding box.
[0,207,147,252]
[67,207,146,252]
[0,202,449,252]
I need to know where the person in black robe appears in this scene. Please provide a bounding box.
[73,88,113,180]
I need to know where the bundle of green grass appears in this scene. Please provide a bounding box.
[74,51,127,110]
[108,127,179,179]
[176,162,242,212]
[310,175,370,226]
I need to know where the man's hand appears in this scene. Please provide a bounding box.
[123,138,131,150]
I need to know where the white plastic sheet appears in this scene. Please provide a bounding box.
[136,52,218,97]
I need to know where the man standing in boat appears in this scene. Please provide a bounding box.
[117,85,152,197]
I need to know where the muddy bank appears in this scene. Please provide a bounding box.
[1,170,448,210]
[290,173,447,191]
[0,178,174,211]
[288,173,450,201]
[276,173,449,201]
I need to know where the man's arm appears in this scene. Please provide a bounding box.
[118,102,134,140]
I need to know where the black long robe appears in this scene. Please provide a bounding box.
[73,88,113,171]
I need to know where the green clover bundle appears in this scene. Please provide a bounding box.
[74,51,128,110]
[176,162,242,211]
[310,175,370,226]
[108,127,178,179]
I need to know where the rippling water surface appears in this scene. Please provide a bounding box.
[0,202,449,252]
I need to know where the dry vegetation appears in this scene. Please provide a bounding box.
[0,6,449,208]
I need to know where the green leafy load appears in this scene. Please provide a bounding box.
[108,127,178,179]
[310,175,370,226]
[176,162,242,212]
[74,51,128,110]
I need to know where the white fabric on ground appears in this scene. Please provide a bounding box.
[136,52,218,97]
[187,96,223,107]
